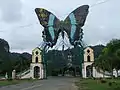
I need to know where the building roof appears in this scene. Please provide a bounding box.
[32,47,41,52]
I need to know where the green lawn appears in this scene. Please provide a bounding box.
[0,79,37,87]
[75,78,120,90]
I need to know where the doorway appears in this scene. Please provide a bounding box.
[86,65,93,77]
[34,66,40,78]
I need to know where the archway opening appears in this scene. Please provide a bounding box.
[86,65,93,77]
[36,57,38,63]
[87,55,90,62]
[34,66,40,78]
[87,49,90,53]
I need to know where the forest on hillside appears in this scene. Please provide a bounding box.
[0,38,31,78]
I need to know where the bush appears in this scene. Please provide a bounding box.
[108,82,112,86]
[93,77,96,80]
[100,79,107,83]
[51,71,58,76]
[7,78,13,81]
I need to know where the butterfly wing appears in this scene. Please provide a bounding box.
[35,8,60,47]
[64,5,89,46]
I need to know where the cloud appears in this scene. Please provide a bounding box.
[0,0,119,53]
[0,0,22,23]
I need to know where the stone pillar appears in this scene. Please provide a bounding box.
[92,67,96,78]
[40,66,42,79]
[5,72,8,79]
[83,64,87,78]
[82,64,85,78]
[30,64,34,79]
[12,70,16,79]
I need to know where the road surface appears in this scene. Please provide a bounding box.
[0,77,78,90]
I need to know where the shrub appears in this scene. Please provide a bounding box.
[100,79,107,83]
[108,82,112,86]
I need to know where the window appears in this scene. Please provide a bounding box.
[87,55,90,62]
[87,49,90,53]
[36,51,38,55]
[35,57,38,63]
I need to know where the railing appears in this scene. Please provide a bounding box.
[16,68,30,77]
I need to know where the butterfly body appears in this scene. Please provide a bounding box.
[35,5,89,47]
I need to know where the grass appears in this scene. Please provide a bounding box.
[75,78,120,90]
[0,79,37,87]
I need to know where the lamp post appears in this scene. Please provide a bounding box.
[42,45,48,79]
[67,53,73,76]
[67,54,72,68]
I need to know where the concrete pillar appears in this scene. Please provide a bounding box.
[5,72,8,79]
[93,67,96,78]
[82,64,87,78]
[12,70,16,79]
[82,64,85,78]
[40,66,42,79]
[30,64,34,79]
[41,67,44,79]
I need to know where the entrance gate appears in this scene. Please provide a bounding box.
[34,5,89,78]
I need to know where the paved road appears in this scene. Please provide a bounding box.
[0,77,78,90]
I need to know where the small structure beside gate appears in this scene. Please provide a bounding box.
[82,47,109,78]
[30,47,46,79]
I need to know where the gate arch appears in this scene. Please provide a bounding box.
[34,66,40,78]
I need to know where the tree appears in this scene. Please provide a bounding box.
[90,45,105,59]
[0,38,12,79]
[95,39,120,77]
[94,54,107,77]
[114,49,120,76]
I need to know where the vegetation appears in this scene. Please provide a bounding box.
[75,78,120,90]
[10,52,31,74]
[0,38,31,79]
[0,37,106,77]
[94,39,120,77]
[90,45,105,59]
[0,79,37,87]
[45,46,84,76]
[0,38,12,79]
[45,45,104,76]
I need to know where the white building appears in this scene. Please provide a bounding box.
[30,47,46,79]
[82,47,108,78]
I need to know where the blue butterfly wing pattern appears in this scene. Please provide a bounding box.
[48,14,55,41]
[64,5,89,46]
[35,8,60,47]
[69,13,77,43]
[35,5,89,47]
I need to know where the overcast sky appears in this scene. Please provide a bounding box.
[0,0,119,53]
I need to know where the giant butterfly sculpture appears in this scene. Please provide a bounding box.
[35,5,89,47]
